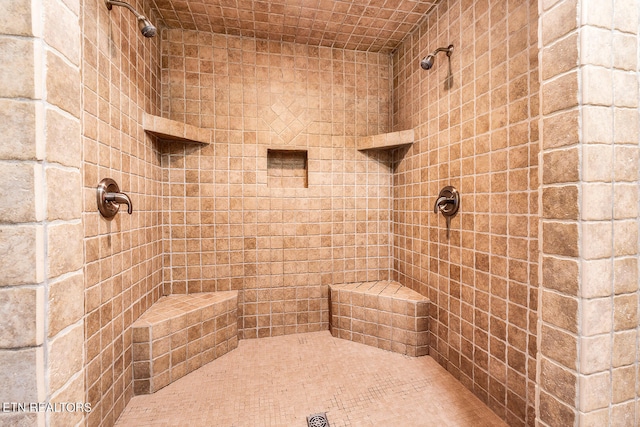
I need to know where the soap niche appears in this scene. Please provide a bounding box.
[267,149,308,188]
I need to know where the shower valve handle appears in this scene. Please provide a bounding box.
[434,186,460,239]
[105,192,133,215]
[97,178,133,220]
[433,186,460,217]
[434,196,456,214]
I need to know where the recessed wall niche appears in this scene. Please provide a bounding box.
[267,149,308,188]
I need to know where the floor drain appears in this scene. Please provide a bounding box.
[307,413,330,427]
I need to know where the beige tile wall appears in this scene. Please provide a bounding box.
[538,0,640,425]
[391,1,539,425]
[0,0,84,425]
[537,0,582,422]
[81,0,163,425]
[160,30,394,339]
[9,1,632,426]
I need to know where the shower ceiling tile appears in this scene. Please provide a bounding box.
[150,0,439,52]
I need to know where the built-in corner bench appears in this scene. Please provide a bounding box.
[131,282,427,394]
[329,281,429,357]
[132,291,238,394]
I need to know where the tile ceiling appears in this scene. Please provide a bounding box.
[150,0,439,52]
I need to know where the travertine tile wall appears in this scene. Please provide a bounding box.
[6,1,635,425]
[160,30,393,339]
[81,0,163,425]
[391,1,539,425]
[538,0,640,425]
[0,0,84,426]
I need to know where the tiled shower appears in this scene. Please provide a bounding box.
[1,0,639,427]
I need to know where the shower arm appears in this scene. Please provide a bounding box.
[420,44,454,70]
[434,45,454,57]
[105,0,146,20]
[105,0,157,38]
[434,196,456,214]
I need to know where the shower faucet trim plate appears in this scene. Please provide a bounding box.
[434,186,460,239]
[97,178,133,220]
[434,186,460,216]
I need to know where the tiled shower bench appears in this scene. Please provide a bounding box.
[329,281,429,356]
[132,291,238,394]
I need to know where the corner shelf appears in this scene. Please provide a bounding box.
[356,129,414,151]
[143,114,212,145]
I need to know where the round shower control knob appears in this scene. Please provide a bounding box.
[96,178,133,220]
[433,186,460,216]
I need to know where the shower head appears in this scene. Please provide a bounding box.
[420,44,454,70]
[420,54,435,70]
[138,17,157,38]
[105,0,157,38]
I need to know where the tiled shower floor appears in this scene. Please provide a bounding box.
[115,331,506,427]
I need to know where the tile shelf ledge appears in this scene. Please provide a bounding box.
[143,114,212,144]
[356,128,414,151]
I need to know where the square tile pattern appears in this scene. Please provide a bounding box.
[151,0,440,52]
[116,331,507,426]
[391,0,540,423]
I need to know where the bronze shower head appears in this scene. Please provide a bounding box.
[420,44,454,70]
[105,0,157,38]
